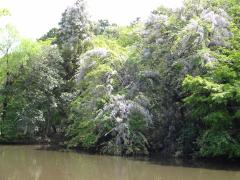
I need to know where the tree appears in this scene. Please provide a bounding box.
[57,0,91,80]
[0,39,55,139]
[17,46,64,138]
[93,19,110,35]
[183,51,240,157]
[182,0,240,158]
[38,27,59,43]
[66,26,152,155]
[0,24,19,137]
[0,8,10,18]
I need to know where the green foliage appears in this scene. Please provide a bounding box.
[0,39,63,139]
[183,52,240,158]
[0,8,10,17]
[1,0,240,159]
[199,130,240,158]
[39,28,58,43]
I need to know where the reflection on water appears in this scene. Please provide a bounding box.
[0,145,240,180]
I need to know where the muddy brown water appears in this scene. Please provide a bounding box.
[0,145,240,180]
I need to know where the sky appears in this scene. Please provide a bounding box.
[0,0,183,39]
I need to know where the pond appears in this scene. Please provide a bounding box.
[0,145,240,180]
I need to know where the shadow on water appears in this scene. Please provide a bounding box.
[126,154,240,171]
[36,144,240,171]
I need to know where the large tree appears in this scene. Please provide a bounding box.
[57,0,91,80]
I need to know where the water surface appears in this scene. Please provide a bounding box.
[0,145,240,180]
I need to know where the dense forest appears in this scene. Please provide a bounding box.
[0,0,240,159]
